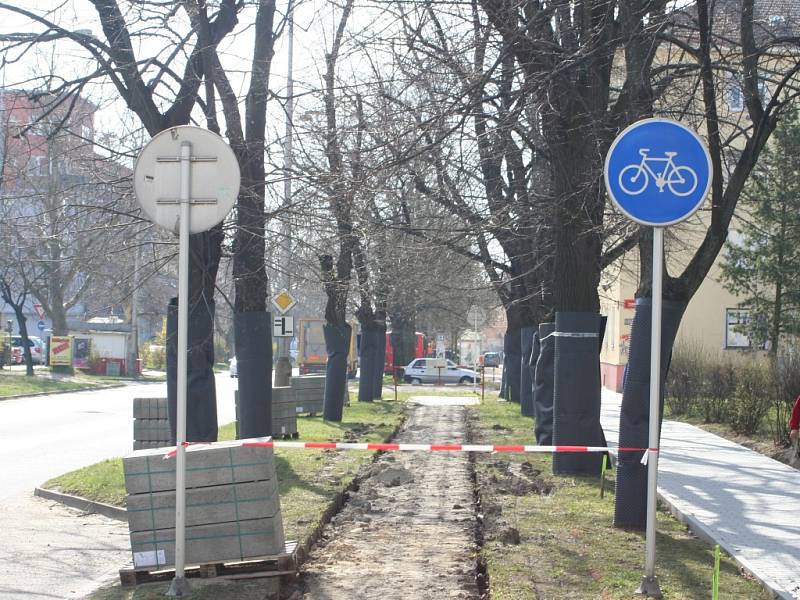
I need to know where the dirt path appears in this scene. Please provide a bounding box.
[298,397,481,600]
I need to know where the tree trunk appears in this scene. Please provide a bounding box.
[13,306,33,376]
[372,322,387,399]
[357,322,380,402]
[167,298,220,443]
[613,298,687,529]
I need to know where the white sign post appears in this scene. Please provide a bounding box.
[604,119,712,597]
[467,306,486,394]
[134,127,240,597]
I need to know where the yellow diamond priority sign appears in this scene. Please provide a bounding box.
[272,289,297,314]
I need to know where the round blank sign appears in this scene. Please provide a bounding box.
[133,126,240,234]
[467,306,486,326]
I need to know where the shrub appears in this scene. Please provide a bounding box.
[665,342,707,416]
[142,344,166,371]
[770,350,800,444]
[728,358,773,435]
[700,356,737,423]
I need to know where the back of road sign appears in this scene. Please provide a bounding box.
[133,127,240,234]
[604,118,712,227]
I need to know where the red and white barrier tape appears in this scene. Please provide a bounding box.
[165,440,657,464]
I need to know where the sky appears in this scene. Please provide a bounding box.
[0,0,350,157]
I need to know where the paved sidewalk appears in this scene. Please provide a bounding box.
[601,389,800,600]
[0,493,129,600]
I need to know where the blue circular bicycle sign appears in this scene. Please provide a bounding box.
[604,118,712,226]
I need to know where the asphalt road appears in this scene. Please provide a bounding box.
[0,372,240,600]
[0,372,238,501]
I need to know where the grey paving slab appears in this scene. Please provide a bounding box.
[0,494,129,600]
[601,389,800,599]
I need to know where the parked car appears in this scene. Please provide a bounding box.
[402,358,480,385]
[229,356,237,378]
[10,335,44,365]
[482,352,501,367]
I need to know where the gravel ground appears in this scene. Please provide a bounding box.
[0,494,129,600]
[298,397,481,600]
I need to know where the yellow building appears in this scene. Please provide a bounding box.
[599,0,800,391]
[599,234,746,392]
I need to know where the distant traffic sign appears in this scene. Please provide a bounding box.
[272,289,297,314]
[604,118,712,226]
[467,306,486,327]
[37,320,45,332]
[273,316,294,337]
[33,304,45,320]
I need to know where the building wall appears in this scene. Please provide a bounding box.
[599,229,746,392]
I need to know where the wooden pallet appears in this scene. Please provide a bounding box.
[119,541,298,586]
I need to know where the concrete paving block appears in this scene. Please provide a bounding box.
[134,441,171,451]
[123,439,276,495]
[272,402,300,419]
[272,387,294,403]
[133,398,168,420]
[127,480,280,532]
[157,398,168,420]
[290,376,326,390]
[130,515,286,568]
[272,416,297,437]
[134,419,171,442]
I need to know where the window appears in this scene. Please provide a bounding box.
[758,80,769,104]
[413,359,427,369]
[30,155,48,175]
[82,125,93,141]
[725,309,751,349]
[728,79,744,112]
[727,77,769,111]
[29,119,49,136]
[54,159,69,175]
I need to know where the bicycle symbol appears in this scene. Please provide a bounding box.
[618,149,699,197]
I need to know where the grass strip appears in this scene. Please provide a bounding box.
[46,387,417,600]
[0,371,102,397]
[471,397,770,599]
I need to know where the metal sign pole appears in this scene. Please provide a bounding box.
[169,141,192,596]
[134,126,239,596]
[641,226,664,596]
[473,313,478,394]
[603,118,711,599]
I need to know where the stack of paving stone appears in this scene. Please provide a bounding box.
[133,397,171,450]
[290,375,325,415]
[123,439,285,569]
[234,390,299,439]
[272,386,298,438]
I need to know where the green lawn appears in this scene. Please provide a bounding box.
[0,369,165,399]
[47,388,409,600]
[0,371,102,397]
[472,398,771,600]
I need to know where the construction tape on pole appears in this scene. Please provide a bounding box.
[539,331,599,342]
[163,440,658,459]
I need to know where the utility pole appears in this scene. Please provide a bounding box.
[274,10,295,387]
[128,240,140,379]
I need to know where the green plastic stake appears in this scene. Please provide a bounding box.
[712,544,720,600]
[600,454,608,498]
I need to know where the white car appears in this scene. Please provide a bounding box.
[11,335,45,365]
[402,358,480,385]
[229,356,237,378]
